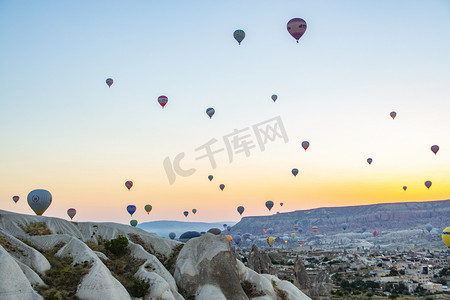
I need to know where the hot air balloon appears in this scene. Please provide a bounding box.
[106,78,113,87]
[192,208,197,214]
[67,208,76,220]
[125,181,133,190]
[293,225,299,231]
[208,175,213,181]
[237,206,245,215]
[403,186,407,191]
[169,232,176,240]
[225,235,233,243]
[183,211,189,217]
[390,111,397,119]
[425,224,432,233]
[280,202,284,207]
[342,223,348,231]
[271,95,277,102]
[233,29,245,45]
[372,230,378,237]
[223,224,227,229]
[27,189,52,216]
[431,145,439,155]
[144,204,152,214]
[298,228,303,234]
[233,235,242,245]
[425,181,432,189]
[362,226,367,233]
[301,141,309,151]
[158,95,168,108]
[127,205,136,216]
[292,168,299,177]
[312,226,318,233]
[291,233,296,238]
[265,201,274,211]
[367,158,373,165]
[130,220,138,227]
[287,18,307,43]
[227,226,232,232]
[12,196,19,203]
[442,227,450,248]
[283,236,289,244]
[266,236,275,247]
[298,240,304,247]
[268,228,273,234]
[219,184,225,191]
[206,108,215,119]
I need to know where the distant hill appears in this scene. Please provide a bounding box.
[137,220,236,238]
[230,199,450,236]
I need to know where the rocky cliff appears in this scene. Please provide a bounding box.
[231,200,450,235]
[0,210,310,300]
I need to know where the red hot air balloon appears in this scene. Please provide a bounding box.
[372,230,378,237]
[12,196,19,203]
[425,180,432,189]
[431,145,439,155]
[301,141,309,151]
[125,181,133,190]
[158,96,168,108]
[287,18,307,43]
[67,208,76,220]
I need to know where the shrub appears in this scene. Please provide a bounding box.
[128,278,150,298]
[105,235,129,256]
[20,222,51,235]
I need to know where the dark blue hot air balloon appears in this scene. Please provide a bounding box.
[127,205,136,216]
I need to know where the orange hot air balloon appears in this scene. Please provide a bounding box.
[225,235,233,243]
[125,181,133,190]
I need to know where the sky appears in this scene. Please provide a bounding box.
[1,1,449,224]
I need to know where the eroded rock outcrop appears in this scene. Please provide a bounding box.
[293,256,331,300]
[247,244,275,275]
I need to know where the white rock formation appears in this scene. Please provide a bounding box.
[0,245,43,300]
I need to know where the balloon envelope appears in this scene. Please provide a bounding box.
[219,184,225,191]
[287,18,307,43]
[390,111,397,119]
[225,235,233,243]
[233,235,242,245]
[367,158,373,165]
[208,175,213,181]
[372,230,378,237]
[106,78,113,87]
[125,181,133,190]
[27,189,52,216]
[158,96,168,108]
[342,223,348,230]
[237,206,245,215]
[292,168,299,177]
[169,232,176,240]
[12,196,19,203]
[266,236,275,246]
[293,225,299,230]
[425,180,432,189]
[425,224,432,233]
[265,201,274,211]
[271,95,277,102]
[130,220,138,227]
[301,141,309,150]
[183,211,189,217]
[127,205,136,216]
[280,202,283,207]
[291,233,296,238]
[144,204,152,214]
[67,208,76,220]
[312,226,318,233]
[233,29,245,45]
[206,107,215,119]
[268,228,273,234]
[442,227,450,248]
[192,208,197,214]
[403,186,407,191]
[431,145,439,155]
